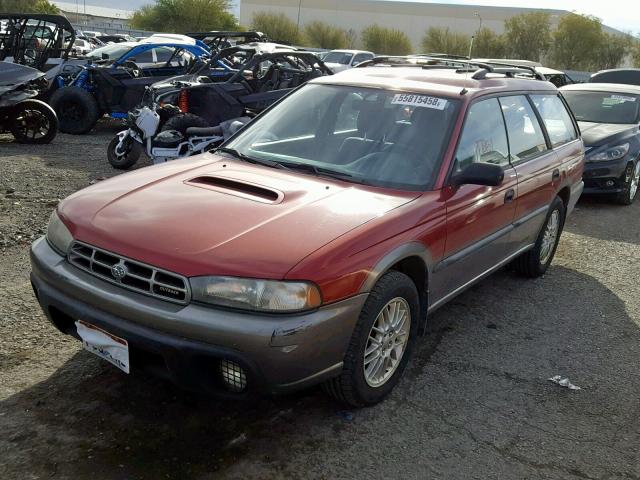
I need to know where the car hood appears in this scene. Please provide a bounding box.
[578,121,638,147]
[59,155,418,279]
[0,61,43,95]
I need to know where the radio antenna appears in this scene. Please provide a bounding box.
[462,13,482,95]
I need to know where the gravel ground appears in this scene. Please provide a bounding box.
[1,123,639,480]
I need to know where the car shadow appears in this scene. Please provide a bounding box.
[1,265,639,479]
[564,195,640,246]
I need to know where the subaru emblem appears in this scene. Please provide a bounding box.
[111,263,127,280]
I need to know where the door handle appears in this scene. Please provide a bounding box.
[504,189,515,204]
[552,169,561,181]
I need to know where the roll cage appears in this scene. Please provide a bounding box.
[0,14,75,71]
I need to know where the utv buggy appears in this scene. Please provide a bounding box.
[48,39,210,134]
[107,46,332,168]
[0,14,74,75]
[0,61,58,144]
[187,31,268,53]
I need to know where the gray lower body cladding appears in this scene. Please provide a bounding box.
[29,237,366,396]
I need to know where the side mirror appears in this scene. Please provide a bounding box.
[452,162,504,187]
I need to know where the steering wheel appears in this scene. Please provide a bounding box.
[122,60,142,78]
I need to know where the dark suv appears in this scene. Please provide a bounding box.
[31,59,584,406]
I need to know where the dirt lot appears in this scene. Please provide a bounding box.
[1,122,639,480]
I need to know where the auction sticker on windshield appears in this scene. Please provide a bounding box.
[391,93,448,110]
[75,320,130,373]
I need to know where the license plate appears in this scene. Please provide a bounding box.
[75,320,130,374]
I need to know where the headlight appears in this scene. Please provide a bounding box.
[46,210,73,254]
[587,143,630,162]
[190,276,322,312]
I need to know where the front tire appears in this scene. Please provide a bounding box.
[513,196,565,278]
[323,271,419,407]
[107,135,142,170]
[9,99,58,144]
[49,86,100,134]
[616,160,640,205]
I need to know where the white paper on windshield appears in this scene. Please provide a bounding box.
[609,95,637,103]
[391,93,448,110]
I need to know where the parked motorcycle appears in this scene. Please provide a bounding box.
[0,61,58,144]
[107,101,249,169]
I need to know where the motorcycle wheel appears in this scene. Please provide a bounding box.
[10,99,59,144]
[107,135,143,170]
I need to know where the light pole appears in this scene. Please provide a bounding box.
[474,12,483,33]
[297,0,302,32]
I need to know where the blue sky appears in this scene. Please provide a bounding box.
[78,0,638,33]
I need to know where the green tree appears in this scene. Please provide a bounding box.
[503,12,552,62]
[361,24,412,55]
[130,0,237,34]
[250,11,301,45]
[550,14,603,70]
[472,27,505,58]
[421,27,470,56]
[633,40,640,68]
[596,32,633,70]
[304,21,347,49]
[0,0,60,13]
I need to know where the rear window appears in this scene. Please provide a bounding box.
[563,91,640,124]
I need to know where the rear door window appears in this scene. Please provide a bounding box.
[454,98,510,171]
[530,95,578,147]
[499,96,548,163]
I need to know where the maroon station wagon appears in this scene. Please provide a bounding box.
[31,60,585,406]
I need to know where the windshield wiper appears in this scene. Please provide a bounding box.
[279,162,362,183]
[216,147,291,170]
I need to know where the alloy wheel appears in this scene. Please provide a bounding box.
[363,297,411,388]
[539,209,560,265]
[14,109,50,141]
[629,162,640,201]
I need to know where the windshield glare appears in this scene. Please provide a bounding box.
[324,52,353,65]
[87,43,131,60]
[563,91,640,124]
[226,84,459,190]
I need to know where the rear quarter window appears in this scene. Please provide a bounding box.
[531,95,578,147]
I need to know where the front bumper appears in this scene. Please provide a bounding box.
[30,237,366,396]
[582,156,630,194]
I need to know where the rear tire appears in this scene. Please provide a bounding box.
[615,160,640,205]
[323,270,419,407]
[513,196,565,278]
[160,113,208,134]
[49,86,100,135]
[9,99,58,144]
[107,135,142,170]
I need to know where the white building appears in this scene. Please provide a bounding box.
[239,0,624,51]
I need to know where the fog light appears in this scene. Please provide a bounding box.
[219,359,247,392]
[605,180,615,187]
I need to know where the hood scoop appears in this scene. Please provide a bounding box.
[185,175,283,204]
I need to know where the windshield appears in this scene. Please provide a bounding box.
[87,43,132,61]
[563,91,640,124]
[324,52,353,65]
[225,84,459,190]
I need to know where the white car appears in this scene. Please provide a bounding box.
[70,38,93,56]
[323,49,375,73]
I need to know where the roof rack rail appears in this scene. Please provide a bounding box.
[355,55,545,80]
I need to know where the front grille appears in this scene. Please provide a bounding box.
[68,241,190,305]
